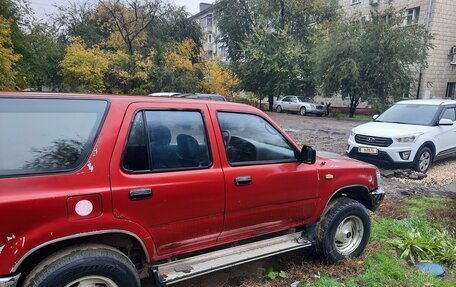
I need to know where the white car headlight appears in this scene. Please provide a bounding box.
[395,133,423,143]
[310,104,316,109]
[350,129,356,138]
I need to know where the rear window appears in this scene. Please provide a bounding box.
[0,98,107,177]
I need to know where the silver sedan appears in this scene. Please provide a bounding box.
[272,96,326,116]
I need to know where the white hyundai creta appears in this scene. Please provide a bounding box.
[348,99,456,173]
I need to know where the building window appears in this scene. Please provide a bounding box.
[351,0,361,5]
[206,14,213,27]
[446,82,456,99]
[405,7,420,25]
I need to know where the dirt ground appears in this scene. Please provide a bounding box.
[142,112,456,287]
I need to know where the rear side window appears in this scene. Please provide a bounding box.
[0,98,107,177]
[122,110,211,172]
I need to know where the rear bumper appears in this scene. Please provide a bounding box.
[0,274,20,287]
[369,188,385,211]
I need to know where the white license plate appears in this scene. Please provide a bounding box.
[359,147,378,155]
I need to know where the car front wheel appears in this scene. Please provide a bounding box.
[413,146,433,173]
[276,105,282,113]
[316,198,371,263]
[23,244,140,287]
[299,107,307,116]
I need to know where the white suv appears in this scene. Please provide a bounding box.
[348,99,456,173]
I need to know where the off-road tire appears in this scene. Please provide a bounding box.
[316,198,371,263]
[412,146,433,173]
[23,244,140,287]
[276,105,282,113]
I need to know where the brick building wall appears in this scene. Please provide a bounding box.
[338,0,456,100]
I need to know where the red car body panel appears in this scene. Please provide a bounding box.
[0,93,380,277]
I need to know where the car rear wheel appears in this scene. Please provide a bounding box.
[276,105,282,113]
[299,107,307,116]
[413,146,433,173]
[316,198,371,263]
[23,244,140,287]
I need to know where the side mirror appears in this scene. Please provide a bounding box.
[438,118,454,126]
[300,145,316,164]
[373,114,379,120]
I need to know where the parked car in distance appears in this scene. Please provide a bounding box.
[273,95,326,116]
[348,99,456,173]
[148,92,181,97]
[0,92,383,287]
[181,93,227,101]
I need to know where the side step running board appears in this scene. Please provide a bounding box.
[151,231,313,286]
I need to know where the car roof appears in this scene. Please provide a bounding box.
[0,92,245,108]
[397,99,456,106]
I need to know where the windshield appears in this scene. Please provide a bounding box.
[376,104,440,126]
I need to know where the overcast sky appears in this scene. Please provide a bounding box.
[29,0,216,21]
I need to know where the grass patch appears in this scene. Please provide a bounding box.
[302,252,454,287]
[329,113,373,122]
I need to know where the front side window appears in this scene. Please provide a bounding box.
[123,110,211,172]
[281,97,291,102]
[441,108,456,121]
[218,112,296,165]
[0,98,107,177]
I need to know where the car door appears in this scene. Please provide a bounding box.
[110,102,225,257]
[281,97,293,111]
[289,96,300,112]
[211,108,319,242]
[435,106,456,157]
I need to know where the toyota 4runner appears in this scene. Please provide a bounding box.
[0,93,384,287]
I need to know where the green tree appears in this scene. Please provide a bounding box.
[105,50,155,94]
[15,24,64,90]
[60,38,110,92]
[0,16,21,90]
[215,0,339,109]
[156,39,202,93]
[236,31,313,108]
[314,8,433,117]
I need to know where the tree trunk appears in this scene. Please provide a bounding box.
[349,97,359,118]
[268,94,274,111]
[279,0,285,30]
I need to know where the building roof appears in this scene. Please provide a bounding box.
[191,3,216,19]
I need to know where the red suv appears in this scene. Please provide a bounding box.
[0,93,384,287]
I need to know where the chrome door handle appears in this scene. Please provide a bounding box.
[129,188,152,200]
[235,176,252,186]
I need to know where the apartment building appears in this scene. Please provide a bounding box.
[339,0,456,99]
[192,3,228,61]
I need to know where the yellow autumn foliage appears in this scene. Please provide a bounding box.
[163,39,197,73]
[200,60,238,96]
[0,16,21,90]
[60,38,110,93]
